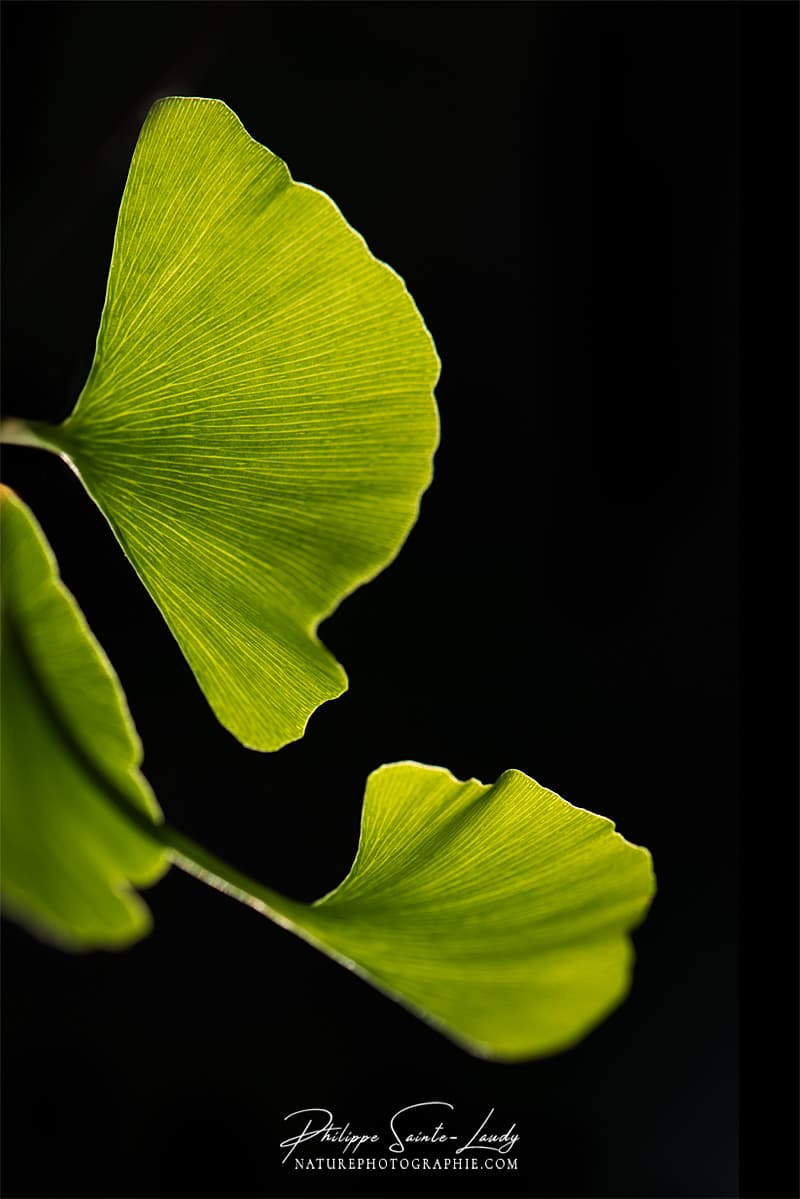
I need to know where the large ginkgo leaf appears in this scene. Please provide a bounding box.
[36,96,439,750]
[177,762,655,1060]
[0,488,168,948]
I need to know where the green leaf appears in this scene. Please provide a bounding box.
[39,96,440,751]
[0,488,168,949]
[177,762,655,1060]
[0,514,653,1053]
[0,489,652,1051]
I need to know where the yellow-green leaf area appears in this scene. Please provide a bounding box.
[0,489,168,949]
[52,97,440,751]
[287,763,655,1060]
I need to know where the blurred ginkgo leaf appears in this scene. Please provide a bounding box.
[0,488,168,948]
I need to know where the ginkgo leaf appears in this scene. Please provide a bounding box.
[175,762,655,1060]
[0,488,168,948]
[0,500,653,1053]
[20,96,439,751]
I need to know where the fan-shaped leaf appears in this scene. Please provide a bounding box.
[180,762,655,1060]
[37,96,439,750]
[0,488,168,948]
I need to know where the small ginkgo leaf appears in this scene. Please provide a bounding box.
[179,762,655,1060]
[0,488,168,949]
[35,96,440,751]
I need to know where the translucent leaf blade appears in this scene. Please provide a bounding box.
[0,488,168,949]
[291,763,655,1058]
[184,762,655,1060]
[53,97,440,751]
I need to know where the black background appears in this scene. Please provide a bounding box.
[0,3,793,1197]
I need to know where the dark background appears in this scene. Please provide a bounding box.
[0,3,788,1197]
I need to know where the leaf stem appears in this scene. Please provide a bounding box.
[0,418,65,454]
[157,821,308,931]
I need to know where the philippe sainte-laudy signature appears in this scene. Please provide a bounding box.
[280,1101,520,1164]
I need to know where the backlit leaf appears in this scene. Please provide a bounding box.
[0,488,168,948]
[178,762,655,1060]
[40,97,439,750]
[0,515,653,1054]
